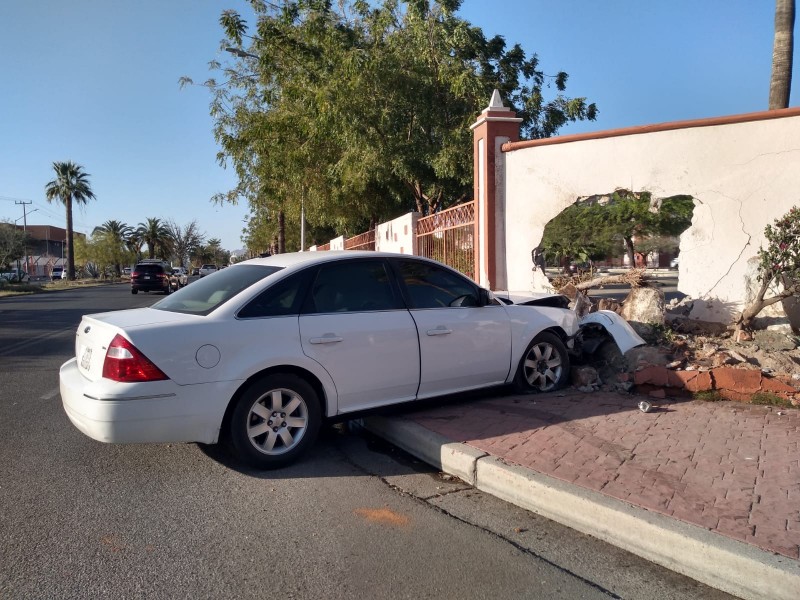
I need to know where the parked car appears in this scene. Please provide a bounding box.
[0,270,30,283]
[130,260,173,295]
[670,256,680,269]
[191,267,200,276]
[59,251,643,469]
[51,266,67,280]
[198,264,218,277]
[170,267,188,288]
[122,266,132,276]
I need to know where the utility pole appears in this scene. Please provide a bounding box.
[300,188,306,252]
[15,201,32,275]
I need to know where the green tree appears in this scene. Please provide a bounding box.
[737,206,800,330]
[136,218,173,259]
[0,221,29,272]
[541,191,694,268]
[126,230,145,262]
[44,161,96,280]
[769,0,795,109]
[92,220,134,276]
[205,238,224,266]
[185,0,596,251]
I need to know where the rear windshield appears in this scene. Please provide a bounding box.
[152,265,283,315]
[135,264,165,274]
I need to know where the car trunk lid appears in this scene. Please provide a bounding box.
[74,308,199,383]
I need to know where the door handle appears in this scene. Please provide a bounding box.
[426,327,452,336]
[309,334,343,344]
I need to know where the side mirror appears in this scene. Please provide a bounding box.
[478,288,494,306]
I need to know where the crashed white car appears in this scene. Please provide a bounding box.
[60,251,643,469]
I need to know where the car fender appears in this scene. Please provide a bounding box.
[504,305,580,380]
[579,310,646,354]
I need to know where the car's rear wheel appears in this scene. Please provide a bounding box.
[228,374,321,469]
[514,332,570,393]
[131,288,138,295]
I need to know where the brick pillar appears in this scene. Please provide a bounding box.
[470,90,521,290]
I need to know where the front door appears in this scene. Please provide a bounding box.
[392,259,511,399]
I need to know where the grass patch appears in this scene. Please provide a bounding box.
[0,278,121,298]
[0,283,46,297]
[751,392,793,408]
[694,390,724,402]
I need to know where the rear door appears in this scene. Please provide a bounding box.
[299,258,420,413]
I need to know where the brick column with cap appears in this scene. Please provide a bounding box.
[470,90,522,290]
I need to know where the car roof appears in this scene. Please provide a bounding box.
[236,250,436,271]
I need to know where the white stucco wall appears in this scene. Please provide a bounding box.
[502,112,800,322]
[330,236,345,251]
[375,212,420,254]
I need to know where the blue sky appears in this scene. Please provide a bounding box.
[1,1,797,251]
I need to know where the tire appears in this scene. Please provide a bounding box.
[227,374,322,469]
[131,288,138,295]
[514,332,570,393]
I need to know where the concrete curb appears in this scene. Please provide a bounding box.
[361,415,800,600]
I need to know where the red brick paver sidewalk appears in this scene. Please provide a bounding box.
[405,391,800,560]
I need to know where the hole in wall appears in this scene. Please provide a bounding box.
[536,189,695,276]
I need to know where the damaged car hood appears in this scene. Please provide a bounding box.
[494,291,646,354]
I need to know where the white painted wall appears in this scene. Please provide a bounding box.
[330,235,345,251]
[375,212,419,254]
[502,112,800,322]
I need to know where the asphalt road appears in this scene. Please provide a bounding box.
[0,284,730,599]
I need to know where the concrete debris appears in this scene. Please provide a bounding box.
[562,277,799,405]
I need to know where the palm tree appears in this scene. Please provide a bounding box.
[93,220,133,276]
[769,0,795,109]
[126,230,144,262]
[44,161,96,280]
[136,218,173,259]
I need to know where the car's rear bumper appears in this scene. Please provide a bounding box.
[59,358,232,445]
[131,282,169,292]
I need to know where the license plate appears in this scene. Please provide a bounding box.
[144,275,151,280]
[80,346,93,370]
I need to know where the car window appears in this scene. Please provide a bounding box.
[135,264,165,274]
[237,270,312,319]
[152,265,283,316]
[303,260,399,314]
[395,259,479,309]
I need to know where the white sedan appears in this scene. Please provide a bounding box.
[171,267,189,288]
[60,251,641,469]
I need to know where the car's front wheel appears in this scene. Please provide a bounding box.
[227,374,321,469]
[514,332,570,393]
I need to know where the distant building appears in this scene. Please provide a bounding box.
[14,224,85,276]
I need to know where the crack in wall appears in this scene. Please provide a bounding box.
[703,196,753,297]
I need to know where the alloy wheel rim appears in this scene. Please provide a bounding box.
[523,342,563,392]
[246,388,308,455]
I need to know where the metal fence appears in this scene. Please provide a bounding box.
[416,201,477,281]
[344,230,376,251]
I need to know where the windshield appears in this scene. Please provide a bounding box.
[152,265,283,315]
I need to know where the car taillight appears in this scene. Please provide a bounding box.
[102,334,168,382]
